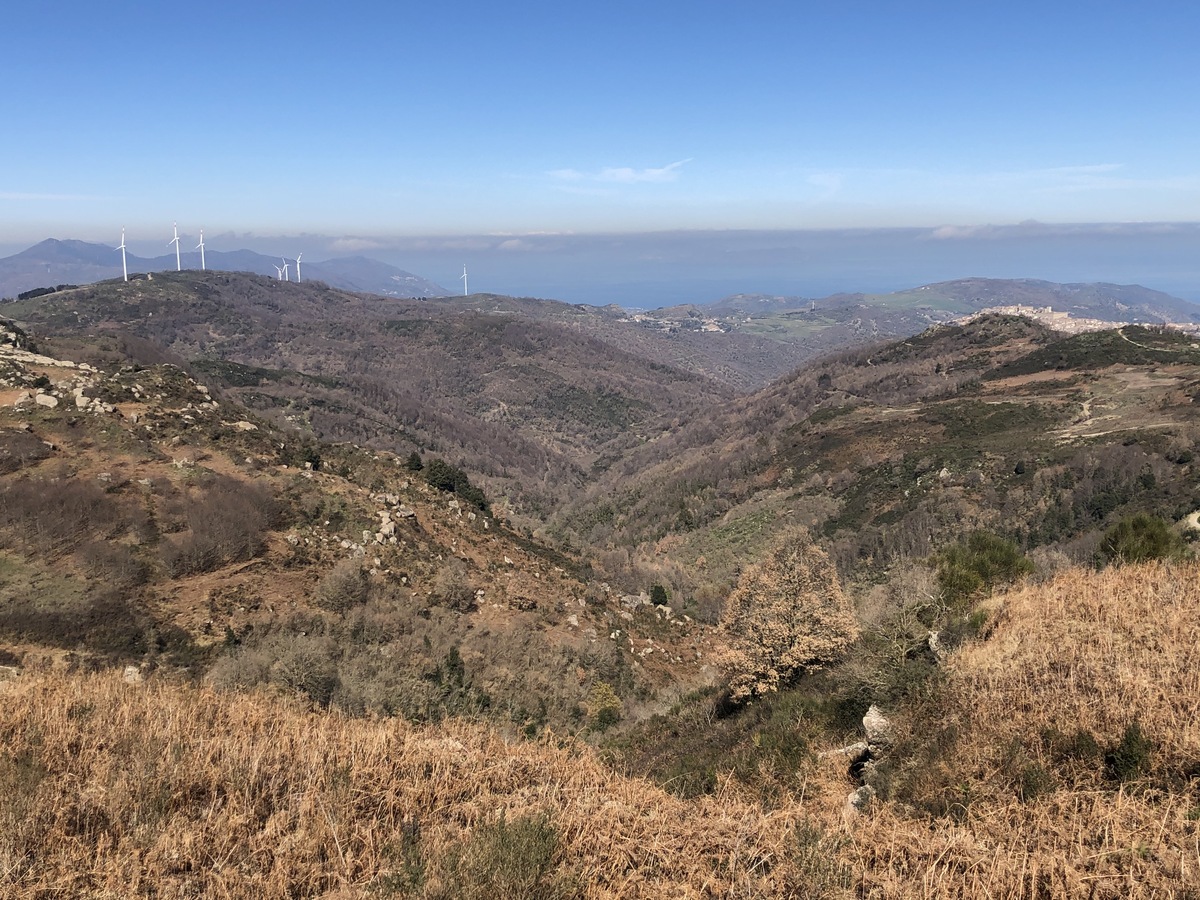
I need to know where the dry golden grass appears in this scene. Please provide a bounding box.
[0,672,822,899]
[3,562,1199,898]
[956,560,1200,772]
[844,561,1200,898]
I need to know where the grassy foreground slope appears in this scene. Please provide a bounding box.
[3,561,1198,898]
[851,560,1200,898]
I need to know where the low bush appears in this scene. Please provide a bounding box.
[315,558,369,613]
[430,559,475,611]
[936,531,1033,609]
[424,812,570,900]
[160,475,278,576]
[423,458,488,511]
[1099,514,1187,565]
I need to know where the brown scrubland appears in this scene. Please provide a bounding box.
[2,560,1197,898]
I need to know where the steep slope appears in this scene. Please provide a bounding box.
[554,315,1200,605]
[3,273,732,520]
[0,331,716,730]
[2,561,1195,898]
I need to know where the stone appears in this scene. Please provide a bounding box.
[845,784,876,814]
[863,705,893,749]
[396,506,416,518]
[75,395,92,408]
[123,666,144,685]
[619,593,649,610]
[34,393,58,408]
[928,630,947,662]
[232,421,258,432]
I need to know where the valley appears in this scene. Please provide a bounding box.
[2,274,1199,898]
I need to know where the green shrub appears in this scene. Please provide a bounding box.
[1106,721,1154,782]
[423,458,488,511]
[425,812,570,900]
[586,681,623,731]
[1099,514,1187,565]
[936,531,1033,608]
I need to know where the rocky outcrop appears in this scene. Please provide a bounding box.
[843,705,894,815]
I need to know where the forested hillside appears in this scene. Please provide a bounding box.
[3,280,1199,898]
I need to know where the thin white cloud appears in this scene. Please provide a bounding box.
[329,237,384,252]
[549,159,693,184]
[927,220,1200,241]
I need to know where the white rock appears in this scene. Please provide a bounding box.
[845,785,876,814]
[122,666,144,685]
[863,705,893,748]
[34,393,58,408]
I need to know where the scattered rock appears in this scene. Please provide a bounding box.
[620,592,650,610]
[863,705,892,749]
[928,630,947,662]
[846,784,876,815]
[34,393,59,408]
[122,666,144,685]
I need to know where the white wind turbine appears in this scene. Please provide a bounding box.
[294,252,302,283]
[281,258,290,282]
[196,229,206,271]
[274,264,284,280]
[169,222,182,271]
[461,264,468,296]
[117,227,128,282]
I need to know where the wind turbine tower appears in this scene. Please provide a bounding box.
[295,252,302,283]
[461,264,468,296]
[169,222,182,271]
[117,228,128,282]
[282,258,290,282]
[274,264,284,280]
[196,229,206,271]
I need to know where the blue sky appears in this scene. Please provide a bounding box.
[3,1,1199,303]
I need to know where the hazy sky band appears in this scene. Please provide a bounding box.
[3,1,1199,241]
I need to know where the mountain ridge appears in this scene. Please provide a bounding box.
[0,238,449,299]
